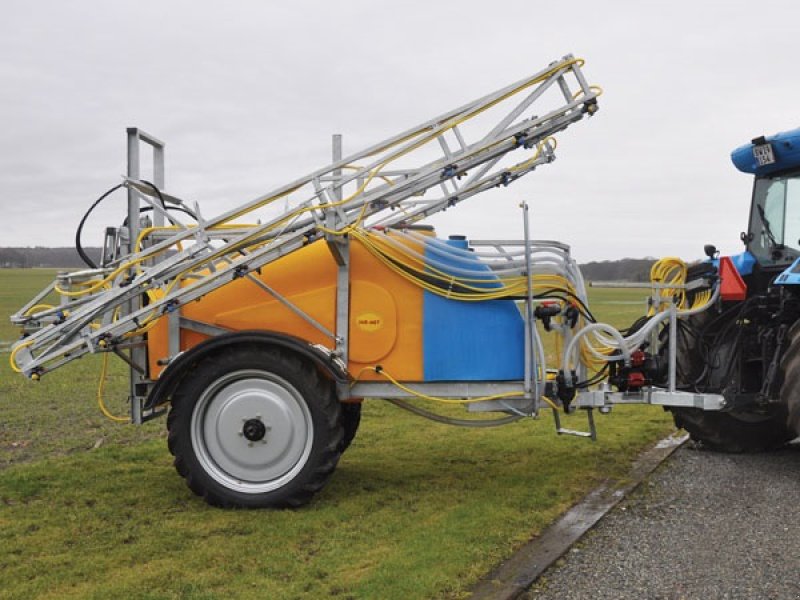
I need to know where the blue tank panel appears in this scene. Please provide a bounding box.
[731,127,800,175]
[711,251,756,276]
[422,237,525,381]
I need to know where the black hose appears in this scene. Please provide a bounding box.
[619,315,651,337]
[385,398,524,427]
[139,180,169,220]
[122,180,198,225]
[76,181,198,269]
[574,364,609,389]
[535,288,598,323]
[693,298,753,391]
[75,184,124,269]
[121,204,198,227]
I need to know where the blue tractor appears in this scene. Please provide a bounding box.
[668,128,800,451]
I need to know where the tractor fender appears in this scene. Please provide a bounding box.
[144,330,349,410]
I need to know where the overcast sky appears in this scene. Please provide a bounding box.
[1,0,798,262]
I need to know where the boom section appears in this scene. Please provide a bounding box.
[11,54,599,378]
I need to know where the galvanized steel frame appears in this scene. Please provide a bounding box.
[11,55,599,389]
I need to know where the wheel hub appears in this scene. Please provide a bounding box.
[242,418,267,442]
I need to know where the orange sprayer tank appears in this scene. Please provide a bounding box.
[146,236,425,382]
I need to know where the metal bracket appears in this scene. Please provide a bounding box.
[576,387,726,411]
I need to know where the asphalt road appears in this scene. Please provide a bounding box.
[524,442,800,600]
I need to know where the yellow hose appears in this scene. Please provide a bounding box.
[649,257,688,314]
[51,59,598,306]
[23,304,55,316]
[96,352,128,422]
[8,340,33,374]
[34,59,600,371]
[356,366,526,404]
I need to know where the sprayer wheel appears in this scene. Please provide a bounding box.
[167,345,343,508]
[338,402,362,453]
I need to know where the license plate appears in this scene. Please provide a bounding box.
[753,142,776,167]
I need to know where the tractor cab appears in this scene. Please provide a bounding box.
[746,170,800,268]
[731,129,800,285]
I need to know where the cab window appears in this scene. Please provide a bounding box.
[749,175,800,265]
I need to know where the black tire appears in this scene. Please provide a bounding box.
[339,402,362,453]
[667,309,793,452]
[787,320,800,347]
[167,345,343,508]
[670,407,791,453]
[779,330,800,438]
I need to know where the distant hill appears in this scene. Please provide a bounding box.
[1,247,656,282]
[0,247,102,269]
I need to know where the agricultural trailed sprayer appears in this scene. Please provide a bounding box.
[10,55,796,508]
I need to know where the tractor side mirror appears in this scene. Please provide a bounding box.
[703,244,718,259]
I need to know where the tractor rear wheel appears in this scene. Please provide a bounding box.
[667,310,793,452]
[787,320,800,347]
[167,345,343,508]
[669,407,791,452]
[779,331,800,438]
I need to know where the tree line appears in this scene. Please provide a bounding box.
[578,258,655,283]
[0,247,102,269]
[1,247,655,282]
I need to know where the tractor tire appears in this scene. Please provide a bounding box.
[670,407,791,453]
[779,331,800,438]
[167,345,343,508]
[787,320,800,347]
[339,402,362,453]
[667,310,793,452]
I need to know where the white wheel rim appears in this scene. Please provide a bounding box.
[190,369,313,494]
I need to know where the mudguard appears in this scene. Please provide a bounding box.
[143,330,349,410]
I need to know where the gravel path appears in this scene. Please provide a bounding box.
[524,442,800,600]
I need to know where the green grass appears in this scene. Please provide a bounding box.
[0,269,673,599]
[0,268,59,341]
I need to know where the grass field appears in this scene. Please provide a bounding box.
[0,269,675,599]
